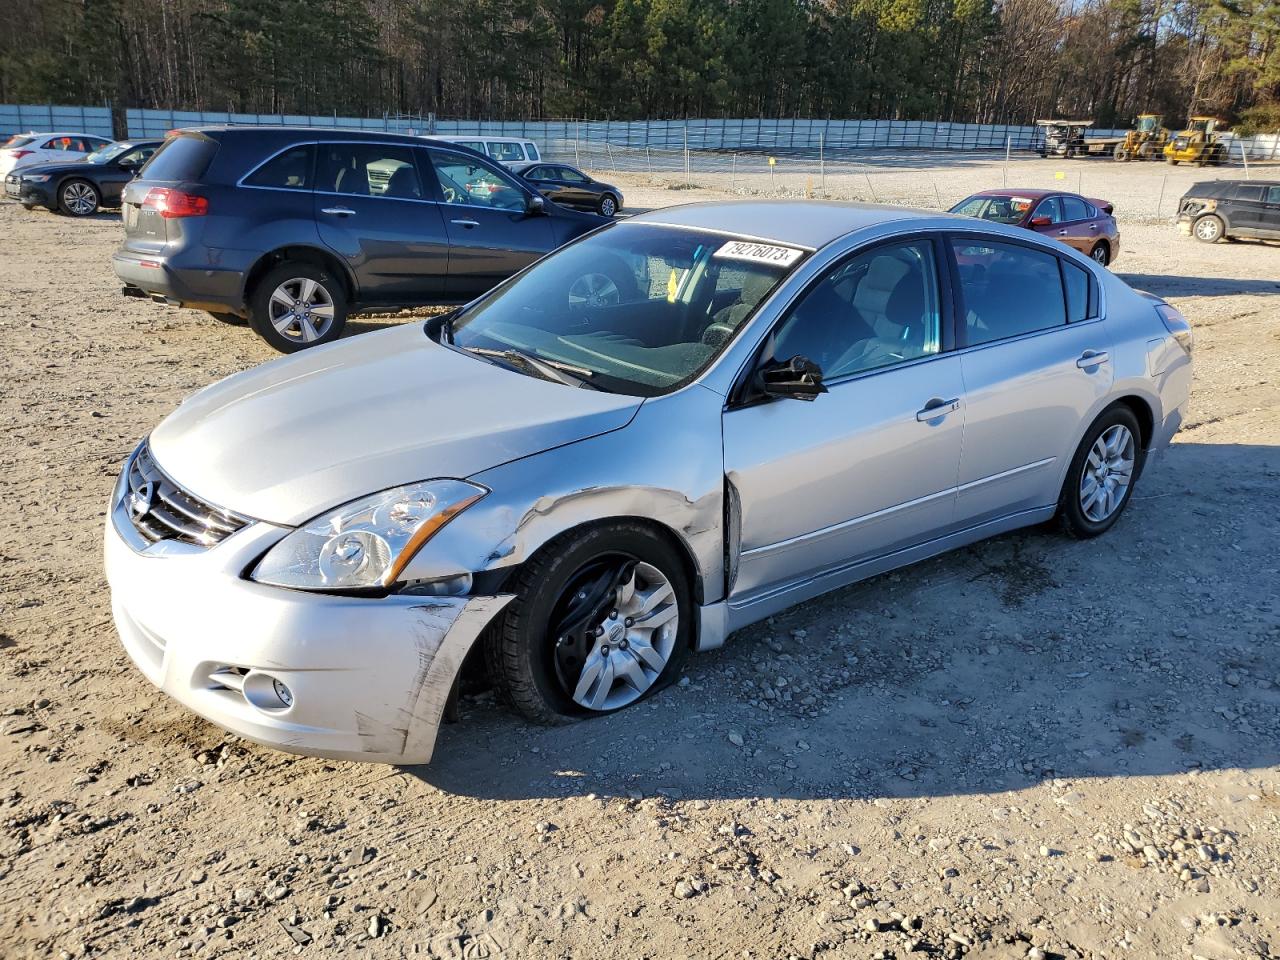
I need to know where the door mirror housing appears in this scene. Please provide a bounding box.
[755,355,827,401]
[1028,216,1052,227]
[524,193,546,216]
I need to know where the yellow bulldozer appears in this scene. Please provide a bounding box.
[1164,117,1229,166]
[1113,114,1169,161]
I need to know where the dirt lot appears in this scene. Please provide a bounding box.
[2,157,1279,960]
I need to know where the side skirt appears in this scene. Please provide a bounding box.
[694,505,1056,649]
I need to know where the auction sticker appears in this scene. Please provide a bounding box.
[714,240,804,267]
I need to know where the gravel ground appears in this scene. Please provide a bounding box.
[1,157,1279,960]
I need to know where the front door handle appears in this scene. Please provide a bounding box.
[916,397,961,422]
[1076,350,1110,368]
[320,206,356,217]
[1057,229,1068,236]
[450,218,480,228]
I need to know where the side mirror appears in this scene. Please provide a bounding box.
[755,355,827,401]
[525,194,546,216]
[1029,216,1052,227]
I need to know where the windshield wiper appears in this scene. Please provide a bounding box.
[464,346,600,390]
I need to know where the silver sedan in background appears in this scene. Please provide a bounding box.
[105,200,1193,764]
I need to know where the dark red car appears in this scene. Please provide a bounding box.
[949,189,1120,265]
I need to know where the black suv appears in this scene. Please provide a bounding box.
[1176,179,1280,243]
[113,128,607,351]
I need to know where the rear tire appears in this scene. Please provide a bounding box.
[1113,146,1130,161]
[248,262,348,353]
[1089,241,1110,266]
[59,179,99,217]
[1057,406,1144,540]
[486,522,692,724]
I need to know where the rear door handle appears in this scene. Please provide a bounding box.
[450,219,480,228]
[916,397,961,422]
[320,206,355,217]
[1076,350,1110,368]
[1057,229,1068,236]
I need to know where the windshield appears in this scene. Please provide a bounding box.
[1137,116,1159,132]
[1189,119,1211,133]
[949,195,1031,225]
[85,142,130,163]
[448,223,804,396]
[3,135,33,149]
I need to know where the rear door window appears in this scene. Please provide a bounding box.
[316,143,422,199]
[140,135,220,181]
[524,142,540,160]
[487,141,525,162]
[1061,196,1091,221]
[954,241,1067,346]
[1231,184,1265,202]
[244,144,313,190]
[1061,261,1092,322]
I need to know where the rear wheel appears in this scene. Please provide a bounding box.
[248,262,348,353]
[487,523,692,723]
[1166,157,1178,165]
[59,179,99,217]
[1057,406,1144,539]
[1193,214,1224,243]
[1089,241,1110,266]
[1113,146,1130,161]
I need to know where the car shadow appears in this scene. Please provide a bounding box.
[407,439,1280,802]
[1119,273,1280,298]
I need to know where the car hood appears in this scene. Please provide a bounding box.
[16,159,93,176]
[149,324,643,526]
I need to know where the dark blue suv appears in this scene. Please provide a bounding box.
[113,127,607,352]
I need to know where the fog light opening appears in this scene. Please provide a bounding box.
[241,670,295,713]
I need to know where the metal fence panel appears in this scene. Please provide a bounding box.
[0,103,114,139]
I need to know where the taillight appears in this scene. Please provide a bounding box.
[1155,303,1193,354]
[10,149,33,159]
[142,187,208,218]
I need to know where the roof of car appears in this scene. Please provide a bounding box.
[182,125,454,145]
[625,200,938,249]
[969,188,1064,199]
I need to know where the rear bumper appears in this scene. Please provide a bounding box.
[112,250,247,312]
[105,446,513,765]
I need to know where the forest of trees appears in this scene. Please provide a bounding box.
[1,0,1278,131]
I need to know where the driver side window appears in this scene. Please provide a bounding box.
[427,150,525,211]
[769,241,942,380]
[1033,197,1064,223]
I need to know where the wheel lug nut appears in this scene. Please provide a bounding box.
[601,644,610,655]
[625,617,634,627]
[595,626,604,637]
[609,610,618,619]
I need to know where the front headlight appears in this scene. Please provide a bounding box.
[23,174,51,182]
[251,480,486,591]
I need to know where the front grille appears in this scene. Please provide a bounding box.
[122,443,250,548]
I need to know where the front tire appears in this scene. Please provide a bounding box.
[597,193,619,217]
[1057,406,1144,539]
[248,262,348,353]
[1193,214,1224,243]
[487,523,692,723]
[59,179,99,217]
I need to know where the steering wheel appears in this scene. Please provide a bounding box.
[701,322,737,348]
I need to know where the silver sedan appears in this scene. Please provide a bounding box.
[104,200,1193,764]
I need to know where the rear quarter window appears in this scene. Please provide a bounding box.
[139,135,219,181]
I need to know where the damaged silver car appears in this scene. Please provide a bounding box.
[105,200,1193,764]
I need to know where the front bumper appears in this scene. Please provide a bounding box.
[4,176,53,208]
[104,479,511,765]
